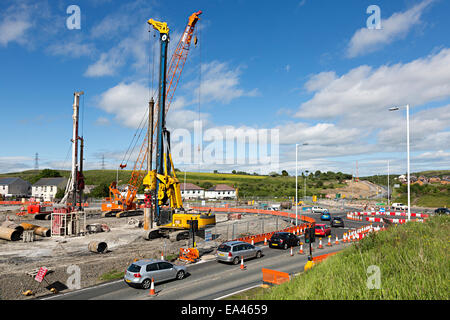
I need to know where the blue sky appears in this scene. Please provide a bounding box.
[1,0,449,176]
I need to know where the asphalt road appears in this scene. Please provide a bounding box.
[42,209,382,300]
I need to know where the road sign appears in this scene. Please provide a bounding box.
[205,228,212,241]
[380,208,385,212]
[34,267,48,283]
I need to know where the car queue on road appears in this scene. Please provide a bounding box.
[124,204,353,290]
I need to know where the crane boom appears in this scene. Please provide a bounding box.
[102,11,203,217]
[144,12,215,237]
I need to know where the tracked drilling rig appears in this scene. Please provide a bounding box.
[144,11,215,241]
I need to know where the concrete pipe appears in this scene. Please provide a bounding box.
[34,227,51,237]
[1,221,24,232]
[35,213,51,220]
[19,223,50,237]
[20,222,38,230]
[0,227,23,241]
[88,241,108,253]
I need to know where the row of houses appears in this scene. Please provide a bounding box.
[0,177,237,201]
[397,175,450,185]
[0,177,67,201]
[180,183,237,200]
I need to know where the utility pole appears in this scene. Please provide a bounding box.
[60,91,84,207]
[34,153,39,172]
[144,98,155,230]
[387,160,390,208]
[71,92,83,209]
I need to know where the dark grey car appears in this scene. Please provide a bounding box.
[215,241,262,264]
[124,259,187,289]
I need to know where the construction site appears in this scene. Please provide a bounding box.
[0,11,298,299]
[1,3,446,303]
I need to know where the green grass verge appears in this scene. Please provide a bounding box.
[248,215,449,300]
[98,270,125,282]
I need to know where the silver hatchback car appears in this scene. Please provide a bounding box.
[124,259,187,289]
[215,240,262,264]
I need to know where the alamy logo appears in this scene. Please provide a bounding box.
[66,264,81,290]
[66,5,81,30]
[366,265,381,289]
[366,5,381,30]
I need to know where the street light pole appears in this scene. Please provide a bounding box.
[387,160,390,208]
[295,143,308,226]
[389,104,411,221]
[406,104,411,222]
[295,144,298,226]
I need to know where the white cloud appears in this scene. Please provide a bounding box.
[0,2,33,46]
[0,156,32,173]
[85,51,123,77]
[193,61,259,104]
[97,81,149,128]
[95,117,110,126]
[297,48,450,127]
[415,150,450,160]
[46,39,95,58]
[347,0,433,58]
[96,81,210,130]
[275,122,363,147]
[304,71,337,92]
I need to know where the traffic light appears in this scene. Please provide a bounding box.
[304,227,315,243]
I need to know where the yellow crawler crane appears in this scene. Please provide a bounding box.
[143,12,215,241]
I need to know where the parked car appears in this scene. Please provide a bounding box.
[320,212,331,221]
[312,206,328,214]
[434,208,450,215]
[331,216,344,227]
[124,259,187,289]
[314,224,331,237]
[392,203,408,211]
[268,232,300,250]
[215,241,262,264]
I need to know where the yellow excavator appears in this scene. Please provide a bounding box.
[143,12,215,241]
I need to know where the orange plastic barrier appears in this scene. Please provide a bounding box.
[192,206,315,245]
[192,206,315,224]
[312,251,339,263]
[179,247,200,263]
[262,268,290,285]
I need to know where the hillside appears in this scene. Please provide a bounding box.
[0,169,349,199]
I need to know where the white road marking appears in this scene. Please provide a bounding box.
[214,284,262,300]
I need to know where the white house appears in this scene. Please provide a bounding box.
[205,184,236,200]
[0,177,31,198]
[180,183,205,199]
[32,177,67,202]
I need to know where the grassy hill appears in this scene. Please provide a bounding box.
[0,169,347,200]
[250,215,449,299]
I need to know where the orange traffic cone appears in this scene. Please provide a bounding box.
[290,247,294,256]
[335,235,339,245]
[240,256,246,270]
[149,278,156,296]
[251,238,254,245]
[327,236,332,247]
[264,237,267,245]
[161,251,164,260]
[318,238,323,249]
[298,243,304,254]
